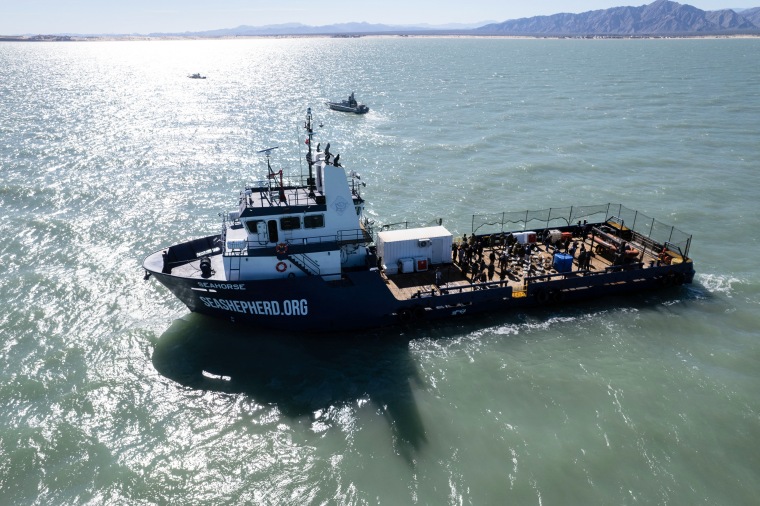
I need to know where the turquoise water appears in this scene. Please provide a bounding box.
[1,38,759,505]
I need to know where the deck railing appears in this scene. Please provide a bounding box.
[222,227,372,256]
[240,172,364,210]
[471,203,692,257]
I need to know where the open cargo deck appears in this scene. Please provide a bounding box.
[381,216,689,302]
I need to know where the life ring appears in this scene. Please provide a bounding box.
[535,289,549,305]
[550,289,564,303]
[276,261,287,272]
[275,242,288,255]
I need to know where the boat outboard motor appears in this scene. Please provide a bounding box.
[200,257,212,278]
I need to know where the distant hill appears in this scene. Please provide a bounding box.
[6,1,759,39]
[740,7,760,25]
[149,21,492,38]
[158,1,760,38]
[476,0,760,36]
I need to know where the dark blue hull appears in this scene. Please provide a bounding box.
[149,257,695,332]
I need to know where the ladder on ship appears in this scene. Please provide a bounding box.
[288,253,320,276]
[228,255,242,281]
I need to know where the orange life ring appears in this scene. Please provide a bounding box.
[276,261,287,272]
[276,242,288,255]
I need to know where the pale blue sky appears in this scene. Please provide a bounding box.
[0,1,750,35]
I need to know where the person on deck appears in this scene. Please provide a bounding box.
[499,251,508,271]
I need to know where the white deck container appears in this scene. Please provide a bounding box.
[377,226,453,273]
[546,229,562,244]
[514,231,537,245]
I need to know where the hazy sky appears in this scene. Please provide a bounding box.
[0,1,750,35]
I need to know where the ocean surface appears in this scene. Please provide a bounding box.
[1,37,759,505]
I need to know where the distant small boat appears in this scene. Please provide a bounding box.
[188,73,207,79]
[325,92,369,114]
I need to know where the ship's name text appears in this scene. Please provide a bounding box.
[199,297,308,316]
[197,282,245,290]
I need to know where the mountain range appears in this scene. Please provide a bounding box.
[477,0,760,35]
[156,1,760,38]
[158,21,493,38]
[5,1,760,39]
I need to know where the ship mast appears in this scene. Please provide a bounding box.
[257,146,286,203]
[305,107,316,197]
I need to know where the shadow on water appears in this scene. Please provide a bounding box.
[150,284,707,463]
[152,313,427,462]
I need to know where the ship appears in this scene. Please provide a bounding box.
[325,92,369,114]
[142,107,695,332]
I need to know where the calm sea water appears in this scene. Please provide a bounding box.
[1,37,759,505]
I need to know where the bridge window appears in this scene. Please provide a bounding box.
[244,220,263,234]
[304,214,324,229]
[280,216,301,231]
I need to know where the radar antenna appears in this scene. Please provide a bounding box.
[258,146,286,204]
[257,146,279,174]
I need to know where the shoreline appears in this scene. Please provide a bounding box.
[2,33,760,42]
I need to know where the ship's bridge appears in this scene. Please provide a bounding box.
[222,154,369,256]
